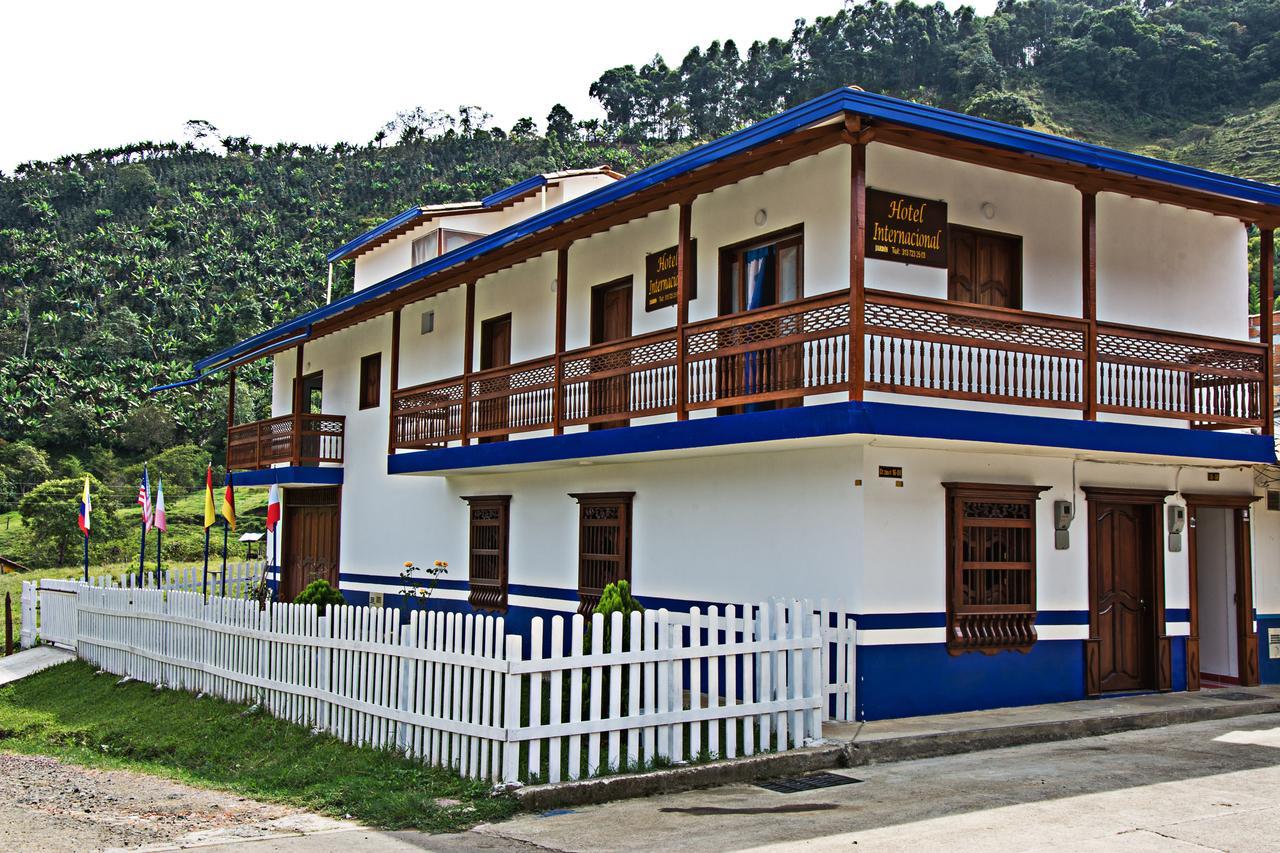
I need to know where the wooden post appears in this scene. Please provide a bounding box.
[676,201,692,420]
[226,367,238,465]
[554,247,569,435]
[1262,227,1275,434]
[461,281,476,445]
[387,308,401,454]
[1081,189,1098,420]
[292,344,305,466]
[848,142,866,401]
[4,592,12,657]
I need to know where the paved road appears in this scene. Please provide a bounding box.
[456,712,1280,853]
[15,712,1280,851]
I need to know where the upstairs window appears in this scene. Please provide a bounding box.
[718,226,804,315]
[943,482,1048,654]
[571,492,634,614]
[358,353,381,410]
[412,228,484,267]
[463,495,510,611]
[948,225,1022,310]
[411,232,437,266]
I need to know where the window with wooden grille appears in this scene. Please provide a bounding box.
[358,352,381,410]
[943,482,1048,654]
[571,492,633,614]
[463,495,509,611]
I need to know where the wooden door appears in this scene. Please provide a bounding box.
[589,278,633,430]
[949,226,1022,309]
[1093,501,1156,692]
[281,486,340,602]
[478,314,511,443]
[293,372,324,464]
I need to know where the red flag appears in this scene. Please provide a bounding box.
[266,483,281,533]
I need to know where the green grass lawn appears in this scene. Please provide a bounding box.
[0,660,517,832]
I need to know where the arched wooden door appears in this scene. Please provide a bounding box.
[281,486,341,601]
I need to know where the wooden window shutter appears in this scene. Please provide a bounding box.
[462,495,510,611]
[943,482,1049,654]
[358,352,382,410]
[570,492,634,615]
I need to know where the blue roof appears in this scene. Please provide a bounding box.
[191,87,1280,377]
[325,206,426,264]
[481,174,547,208]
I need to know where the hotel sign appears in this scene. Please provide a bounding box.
[644,241,697,311]
[865,189,948,268]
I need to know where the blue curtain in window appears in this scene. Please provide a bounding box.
[743,246,772,411]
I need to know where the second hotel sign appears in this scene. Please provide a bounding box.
[865,188,948,268]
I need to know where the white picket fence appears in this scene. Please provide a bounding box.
[93,562,264,597]
[22,580,850,784]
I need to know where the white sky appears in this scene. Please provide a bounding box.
[0,0,998,172]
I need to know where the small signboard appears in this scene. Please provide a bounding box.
[878,466,903,479]
[865,188,948,268]
[1269,627,1280,660]
[644,241,697,311]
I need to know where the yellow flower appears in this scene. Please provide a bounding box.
[434,560,448,568]
[403,561,414,568]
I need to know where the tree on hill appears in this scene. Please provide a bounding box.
[19,475,127,567]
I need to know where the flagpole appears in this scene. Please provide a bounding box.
[202,526,210,601]
[155,529,162,587]
[83,533,89,583]
[222,518,229,598]
[137,514,147,587]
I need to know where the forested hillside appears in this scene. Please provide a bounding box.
[3,0,1280,561]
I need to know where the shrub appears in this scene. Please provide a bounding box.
[293,579,346,614]
[964,89,1037,127]
[591,580,645,652]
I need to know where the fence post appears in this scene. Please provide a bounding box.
[317,612,331,734]
[502,634,522,784]
[20,582,36,649]
[4,592,12,656]
[396,610,416,754]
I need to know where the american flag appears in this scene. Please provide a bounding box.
[137,464,153,531]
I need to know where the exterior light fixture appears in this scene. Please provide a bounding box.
[980,202,996,220]
[754,209,768,226]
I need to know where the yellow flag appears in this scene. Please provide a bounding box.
[202,464,216,530]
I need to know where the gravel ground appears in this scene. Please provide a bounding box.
[0,752,355,852]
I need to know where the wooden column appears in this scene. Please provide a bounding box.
[1081,189,1098,421]
[1262,226,1275,434]
[676,200,693,420]
[226,367,237,432]
[554,247,569,435]
[291,344,304,466]
[461,281,476,444]
[387,307,401,454]
[848,141,866,401]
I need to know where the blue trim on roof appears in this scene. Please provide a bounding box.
[229,466,343,487]
[481,174,547,208]
[325,207,424,265]
[386,401,1276,475]
[198,88,1280,374]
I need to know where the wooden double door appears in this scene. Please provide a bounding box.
[280,486,341,602]
[1085,489,1170,695]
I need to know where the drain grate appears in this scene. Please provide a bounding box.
[1208,691,1263,702]
[756,772,862,794]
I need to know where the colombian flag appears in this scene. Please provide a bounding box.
[202,464,217,530]
[221,472,237,531]
[77,476,91,537]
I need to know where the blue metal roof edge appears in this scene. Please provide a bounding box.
[196,87,1280,374]
[325,206,425,264]
[481,174,548,208]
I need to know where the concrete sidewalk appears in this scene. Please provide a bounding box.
[516,684,1280,809]
[0,645,74,687]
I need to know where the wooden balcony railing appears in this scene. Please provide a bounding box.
[227,413,346,470]
[387,288,1268,450]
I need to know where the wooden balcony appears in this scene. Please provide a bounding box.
[389,289,1268,450]
[227,413,346,471]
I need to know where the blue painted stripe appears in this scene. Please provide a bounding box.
[195,87,1280,375]
[387,400,1275,474]
[1167,608,1191,622]
[230,466,343,487]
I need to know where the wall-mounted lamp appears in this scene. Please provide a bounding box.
[980,201,997,220]
[754,209,768,227]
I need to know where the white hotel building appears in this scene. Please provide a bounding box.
[170,89,1280,720]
